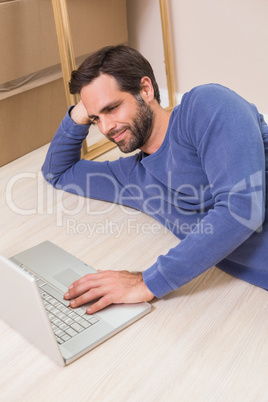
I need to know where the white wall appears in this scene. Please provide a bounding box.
[126,0,167,90]
[126,0,268,114]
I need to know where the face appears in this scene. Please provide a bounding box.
[80,74,154,153]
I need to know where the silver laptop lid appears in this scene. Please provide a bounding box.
[0,255,64,366]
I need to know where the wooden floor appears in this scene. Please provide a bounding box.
[1,144,268,401]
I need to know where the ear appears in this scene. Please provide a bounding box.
[140,76,155,103]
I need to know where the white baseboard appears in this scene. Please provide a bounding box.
[160,88,268,123]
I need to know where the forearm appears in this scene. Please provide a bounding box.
[41,106,134,204]
[42,106,90,187]
[143,202,263,298]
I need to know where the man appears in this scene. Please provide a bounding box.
[42,45,268,314]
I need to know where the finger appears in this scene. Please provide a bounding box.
[64,279,104,300]
[86,295,112,314]
[68,287,105,308]
[68,272,103,291]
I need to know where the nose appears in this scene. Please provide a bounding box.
[98,116,116,136]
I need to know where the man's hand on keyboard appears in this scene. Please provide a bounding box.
[64,270,154,313]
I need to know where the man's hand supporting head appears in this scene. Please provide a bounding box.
[64,270,155,314]
[70,100,91,125]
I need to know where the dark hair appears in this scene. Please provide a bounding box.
[69,45,160,104]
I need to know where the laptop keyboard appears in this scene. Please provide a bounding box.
[20,264,100,345]
[40,289,100,344]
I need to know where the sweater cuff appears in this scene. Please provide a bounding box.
[143,262,174,298]
[61,106,90,138]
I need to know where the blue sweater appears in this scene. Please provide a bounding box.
[42,84,268,297]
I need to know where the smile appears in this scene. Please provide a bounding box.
[112,129,127,142]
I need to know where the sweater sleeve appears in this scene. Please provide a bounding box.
[42,108,126,203]
[143,85,266,297]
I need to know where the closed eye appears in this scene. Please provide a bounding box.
[106,104,118,113]
[88,116,99,125]
[88,103,120,125]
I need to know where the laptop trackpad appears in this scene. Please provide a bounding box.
[54,269,81,288]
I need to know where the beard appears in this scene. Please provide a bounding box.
[107,96,154,153]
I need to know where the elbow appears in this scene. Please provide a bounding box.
[250,207,265,233]
[254,202,265,231]
[227,170,265,233]
[229,199,265,234]
[41,164,60,189]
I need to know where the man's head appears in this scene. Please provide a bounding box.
[69,45,160,104]
[79,73,154,153]
[69,46,161,153]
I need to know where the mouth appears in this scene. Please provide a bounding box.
[111,129,127,143]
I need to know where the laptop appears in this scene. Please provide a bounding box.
[0,241,151,366]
